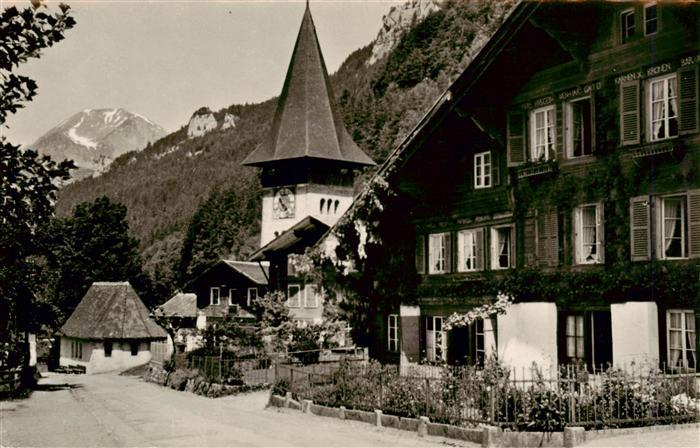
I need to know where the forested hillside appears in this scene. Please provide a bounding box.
[56,0,514,301]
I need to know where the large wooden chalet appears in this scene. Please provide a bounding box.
[337,1,698,373]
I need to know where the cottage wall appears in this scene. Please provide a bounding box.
[59,337,153,374]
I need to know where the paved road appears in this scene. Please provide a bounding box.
[582,426,700,447]
[0,372,474,447]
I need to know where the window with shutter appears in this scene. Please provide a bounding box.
[415,235,426,274]
[647,74,679,142]
[457,229,482,272]
[620,80,640,145]
[428,233,450,274]
[530,106,556,161]
[523,217,537,267]
[630,196,650,261]
[537,210,559,267]
[507,110,526,166]
[574,203,604,264]
[679,65,699,135]
[490,225,515,269]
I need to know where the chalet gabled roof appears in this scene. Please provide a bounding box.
[221,260,269,285]
[249,216,330,261]
[241,4,375,168]
[155,292,197,318]
[59,282,167,340]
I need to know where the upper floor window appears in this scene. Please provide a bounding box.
[566,97,593,158]
[648,74,678,142]
[246,288,257,307]
[620,9,635,43]
[530,106,555,161]
[660,195,687,259]
[474,151,491,189]
[287,284,301,308]
[428,233,449,274]
[387,314,399,353]
[210,287,220,306]
[574,203,604,264]
[644,4,658,36]
[457,229,483,272]
[491,225,514,270]
[667,310,696,371]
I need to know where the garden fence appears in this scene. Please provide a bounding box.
[277,361,699,430]
[0,366,22,396]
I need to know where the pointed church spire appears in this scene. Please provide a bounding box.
[242,3,374,168]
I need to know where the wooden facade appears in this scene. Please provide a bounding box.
[368,2,698,372]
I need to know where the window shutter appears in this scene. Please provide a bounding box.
[688,190,700,259]
[573,208,581,264]
[475,228,484,271]
[507,110,526,166]
[679,65,699,135]
[415,235,426,274]
[444,233,453,273]
[524,217,537,267]
[537,209,559,267]
[554,102,562,160]
[509,226,516,268]
[491,151,500,186]
[620,79,640,145]
[597,203,605,264]
[630,196,650,261]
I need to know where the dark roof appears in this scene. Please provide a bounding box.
[221,260,269,284]
[249,216,330,261]
[155,292,197,318]
[241,4,374,168]
[60,282,167,340]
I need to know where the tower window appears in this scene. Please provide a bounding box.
[326,198,332,213]
[334,200,339,214]
[320,199,325,213]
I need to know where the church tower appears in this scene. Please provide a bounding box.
[242,3,375,247]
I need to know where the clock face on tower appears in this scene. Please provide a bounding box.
[273,187,295,219]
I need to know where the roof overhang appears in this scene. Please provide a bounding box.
[249,216,330,261]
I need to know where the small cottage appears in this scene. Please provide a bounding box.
[57,281,167,374]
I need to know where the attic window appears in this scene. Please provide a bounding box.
[644,4,658,36]
[620,9,635,43]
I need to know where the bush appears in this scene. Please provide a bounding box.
[166,368,200,391]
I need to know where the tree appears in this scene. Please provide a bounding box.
[0,2,75,366]
[44,196,151,324]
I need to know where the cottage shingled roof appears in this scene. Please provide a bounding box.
[221,260,269,284]
[241,4,374,168]
[155,292,197,318]
[60,282,167,340]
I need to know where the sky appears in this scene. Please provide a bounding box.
[2,0,401,146]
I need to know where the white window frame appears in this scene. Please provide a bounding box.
[228,288,237,306]
[620,8,635,43]
[574,203,604,265]
[425,316,446,362]
[457,229,480,272]
[246,288,257,307]
[474,318,485,364]
[287,284,301,308]
[643,3,658,36]
[566,96,594,158]
[474,151,492,189]
[304,284,318,308]
[658,194,687,260]
[530,105,556,161]
[387,314,399,353]
[647,73,678,142]
[490,225,514,270]
[666,309,696,371]
[210,287,220,306]
[565,314,586,362]
[428,233,448,274]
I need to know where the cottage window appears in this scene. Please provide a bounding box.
[210,287,220,306]
[71,341,83,359]
[566,315,585,363]
[387,314,399,353]
[566,97,593,158]
[457,229,482,272]
[304,284,318,308]
[246,288,257,307]
[425,316,446,362]
[529,106,555,161]
[648,74,678,142]
[660,195,687,259]
[667,310,696,370]
[130,342,139,356]
[490,226,514,270]
[104,341,113,358]
[474,151,491,189]
[574,204,604,264]
[644,4,658,36]
[228,288,237,306]
[287,284,301,308]
[428,233,449,274]
[620,9,635,43]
